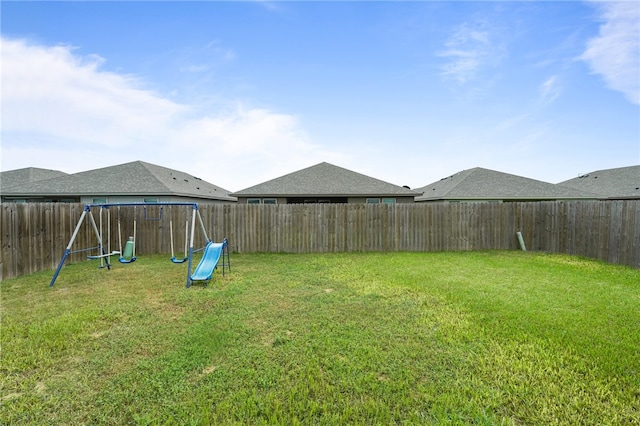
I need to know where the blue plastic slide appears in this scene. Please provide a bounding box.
[190,241,225,282]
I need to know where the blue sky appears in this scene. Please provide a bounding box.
[2,1,638,191]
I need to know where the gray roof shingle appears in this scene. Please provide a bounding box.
[1,161,235,201]
[558,165,640,199]
[232,162,419,197]
[1,167,69,192]
[415,167,598,201]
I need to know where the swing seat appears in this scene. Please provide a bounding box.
[119,237,136,264]
[170,256,188,264]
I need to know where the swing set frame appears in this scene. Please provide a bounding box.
[49,202,215,288]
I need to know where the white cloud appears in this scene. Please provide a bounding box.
[204,39,236,63]
[495,113,531,132]
[1,38,187,149]
[0,37,332,191]
[539,75,562,105]
[437,22,504,84]
[581,1,640,105]
[179,64,211,73]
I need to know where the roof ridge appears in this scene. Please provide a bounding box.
[232,161,418,196]
[436,168,477,196]
[138,161,174,193]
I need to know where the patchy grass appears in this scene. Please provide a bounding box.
[1,252,638,424]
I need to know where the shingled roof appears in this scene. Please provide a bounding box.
[558,165,640,199]
[414,167,597,202]
[1,167,69,192]
[232,162,419,197]
[1,161,235,202]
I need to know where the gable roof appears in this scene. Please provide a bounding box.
[232,162,419,197]
[1,161,236,201]
[414,167,597,202]
[558,165,640,199]
[1,167,69,192]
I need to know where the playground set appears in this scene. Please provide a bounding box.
[49,202,229,288]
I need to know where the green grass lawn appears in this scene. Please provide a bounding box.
[2,251,639,425]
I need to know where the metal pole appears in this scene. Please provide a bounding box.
[87,208,111,270]
[106,207,112,264]
[99,207,104,268]
[50,207,88,287]
[186,204,198,288]
[183,220,189,258]
[170,219,175,259]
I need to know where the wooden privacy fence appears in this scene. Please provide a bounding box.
[1,200,639,280]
